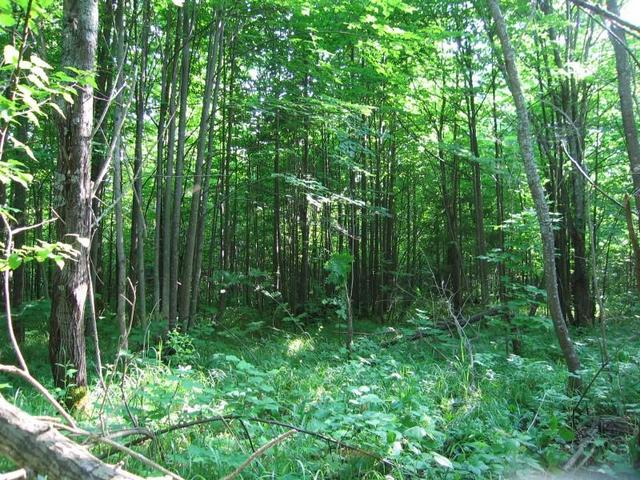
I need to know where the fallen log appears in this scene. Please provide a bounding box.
[382,306,509,347]
[0,394,159,480]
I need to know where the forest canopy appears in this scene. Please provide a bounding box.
[0,0,640,478]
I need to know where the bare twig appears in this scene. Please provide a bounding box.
[105,415,399,473]
[0,469,29,480]
[567,0,640,38]
[1,216,29,373]
[0,364,76,427]
[220,429,296,480]
[571,361,610,429]
[68,428,183,480]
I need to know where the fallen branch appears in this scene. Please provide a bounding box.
[108,414,398,474]
[0,364,76,427]
[382,307,509,347]
[0,469,29,480]
[437,306,508,329]
[0,394,143,479]
[221,429,296,480]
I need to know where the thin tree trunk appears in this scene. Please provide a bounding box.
[606,0,640,301]
[161,8,181,329]
[273,109,283,293]
[132,0,149,327]
[487,0,581,390]
[190,21,224,321]
[10,181,26,344]
[112,0,128,351]
[179,13,222,328]
[169,2,193,326]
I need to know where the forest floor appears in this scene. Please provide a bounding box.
[1,301,639,479]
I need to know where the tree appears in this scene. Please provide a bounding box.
[606,0,640,296]
[49,0,99,392]
[486,0,581,390]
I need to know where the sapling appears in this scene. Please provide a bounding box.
[325,251,354,354]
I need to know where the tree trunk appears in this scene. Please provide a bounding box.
[607,0,640,300]
[132,0,149,327]
[161,8,181,329]
[169,2,193,326]
[90,0,113,313]
[49,0,98,391]
[190,20,224,321]
[273,109,283,293]
[179,13,222,328]
[10,181,26,344]
[112,0,128,351]
[487,0,581,389]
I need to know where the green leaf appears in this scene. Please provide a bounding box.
[7,252,22,270]
[404,426,427,440]
[0,13,16,27]
[432,452,453,469]
[3,44,19,65]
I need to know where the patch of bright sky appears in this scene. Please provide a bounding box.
[621,0,640,25]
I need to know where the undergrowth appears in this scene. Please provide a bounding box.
[1,301,639,479]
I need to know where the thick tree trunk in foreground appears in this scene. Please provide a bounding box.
[49,0,99,390]
[487,0,581,389]
[0,394,143,480]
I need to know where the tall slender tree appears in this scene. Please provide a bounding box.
[486,0,581,389]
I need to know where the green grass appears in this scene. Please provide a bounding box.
[1,302,639,479]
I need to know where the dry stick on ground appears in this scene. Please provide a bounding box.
[220,429,296,480]
[108,415,400,474]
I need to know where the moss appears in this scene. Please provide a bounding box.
[64,385,89,411]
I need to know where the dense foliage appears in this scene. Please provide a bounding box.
[0,0,639,478]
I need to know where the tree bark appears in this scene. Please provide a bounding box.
[179,13,222,328]
[606,0,640,210]
[606,0,640,298]
[112,0,128,351]
[161,8,181,329]
[0,394,144,479]
[169,2,193,326]
[132,0,150,327]
[49,0,98,391]
[190,20,224,322]
[487,0,581,389]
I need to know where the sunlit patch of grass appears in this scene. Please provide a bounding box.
[286,336,314,356]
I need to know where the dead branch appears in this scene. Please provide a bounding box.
[220,429,296,480]
[0,393,143,479]
[106,414,399,474]
[0,364,76,427]
[382,307,509,347]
